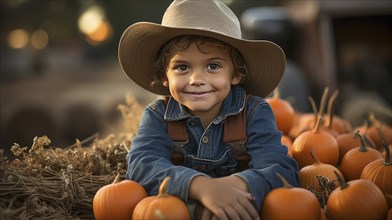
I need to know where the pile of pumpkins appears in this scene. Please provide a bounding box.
[92,88,391,220]
[265,87,391,220]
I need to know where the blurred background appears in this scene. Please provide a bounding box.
[1,0,391,153]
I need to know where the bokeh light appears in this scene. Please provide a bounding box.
[78,5,105,35]
[31,29,49,49]
[7,29,29,49]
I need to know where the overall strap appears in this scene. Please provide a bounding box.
[223,94,251,171]
[165,97,188,165]
[166,95,251,169]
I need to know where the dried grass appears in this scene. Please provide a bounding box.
[0,94,143,220]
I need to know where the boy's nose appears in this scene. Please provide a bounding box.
[189,70,205,86]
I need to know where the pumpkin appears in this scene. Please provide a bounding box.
[292,115,340,169]
[132,177,190,220]
[327,171,388,220]
[339,131,383,181]
[93,174,147,220]
[356,114,392,149]
[360,142,392,196]
[336,131,375,166]
[299,150,344,192]
[266,88,295,135]
[261,173,321,220]
[368,114,392,146]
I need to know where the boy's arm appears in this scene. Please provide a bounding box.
[188,175,259,220]
[215,175,249,192]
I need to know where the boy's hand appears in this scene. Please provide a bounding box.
[189,176,259,220]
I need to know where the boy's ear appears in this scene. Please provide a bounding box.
[162,79,169,87]
[231,75,242,85]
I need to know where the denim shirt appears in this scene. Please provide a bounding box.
[126,86,299,210]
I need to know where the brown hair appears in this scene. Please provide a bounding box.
[152,35,248,87]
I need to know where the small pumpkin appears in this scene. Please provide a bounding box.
[368,114,392,147]
[356,114,392,149]
[93,174,147,220]
[339,131,383,181]
[336,131,375,166]
[261,173,321,220]
[299,150,343,192]
[360,142,392,196]
[266,88,295,135]
[132,177,190,220]
[292,115,340,169]
[327,171,388,220]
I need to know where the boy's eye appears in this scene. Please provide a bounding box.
[175,65,189,72]
[207,63,221,70]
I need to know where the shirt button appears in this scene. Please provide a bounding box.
[202,136,209,144]
[189,120,197,126]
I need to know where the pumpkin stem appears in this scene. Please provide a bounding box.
[311,87,329,132]
[158,177,171,197]
[276,173,292,188]
[354,131,368,152]
[308,96,318,128]
[334,170,348,189]
[113,173,121,184]
[312,115,323,133]
[317,87,329,123]
[272,88,280,99]
[326,90,339,129]
[382,142,391,166]
[309,149,321,164]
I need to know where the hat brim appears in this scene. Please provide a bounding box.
[118,22,285,98]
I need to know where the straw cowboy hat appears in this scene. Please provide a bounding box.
[118,0,286,98]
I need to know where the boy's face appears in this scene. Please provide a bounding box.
[163,42,242,121]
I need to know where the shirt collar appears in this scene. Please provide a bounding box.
[164,86,247,123]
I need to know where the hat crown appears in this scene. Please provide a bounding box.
[162,0,241,38]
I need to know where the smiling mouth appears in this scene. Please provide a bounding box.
[185,91,213,98]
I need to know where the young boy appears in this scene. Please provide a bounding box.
[118,0,299,219]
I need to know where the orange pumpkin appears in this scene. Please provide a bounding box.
[292,115,339,169]
[368,114,392,146]
[356,115,392,149]
[340,131,383,181]
[261,173,321,220]
[360,143,392,197]
[132,177,190,220]
[327,171,388,220]
[336,132,375,165]
[299,150,344,192]
[266,88,295,135]
[93,174,147,220]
